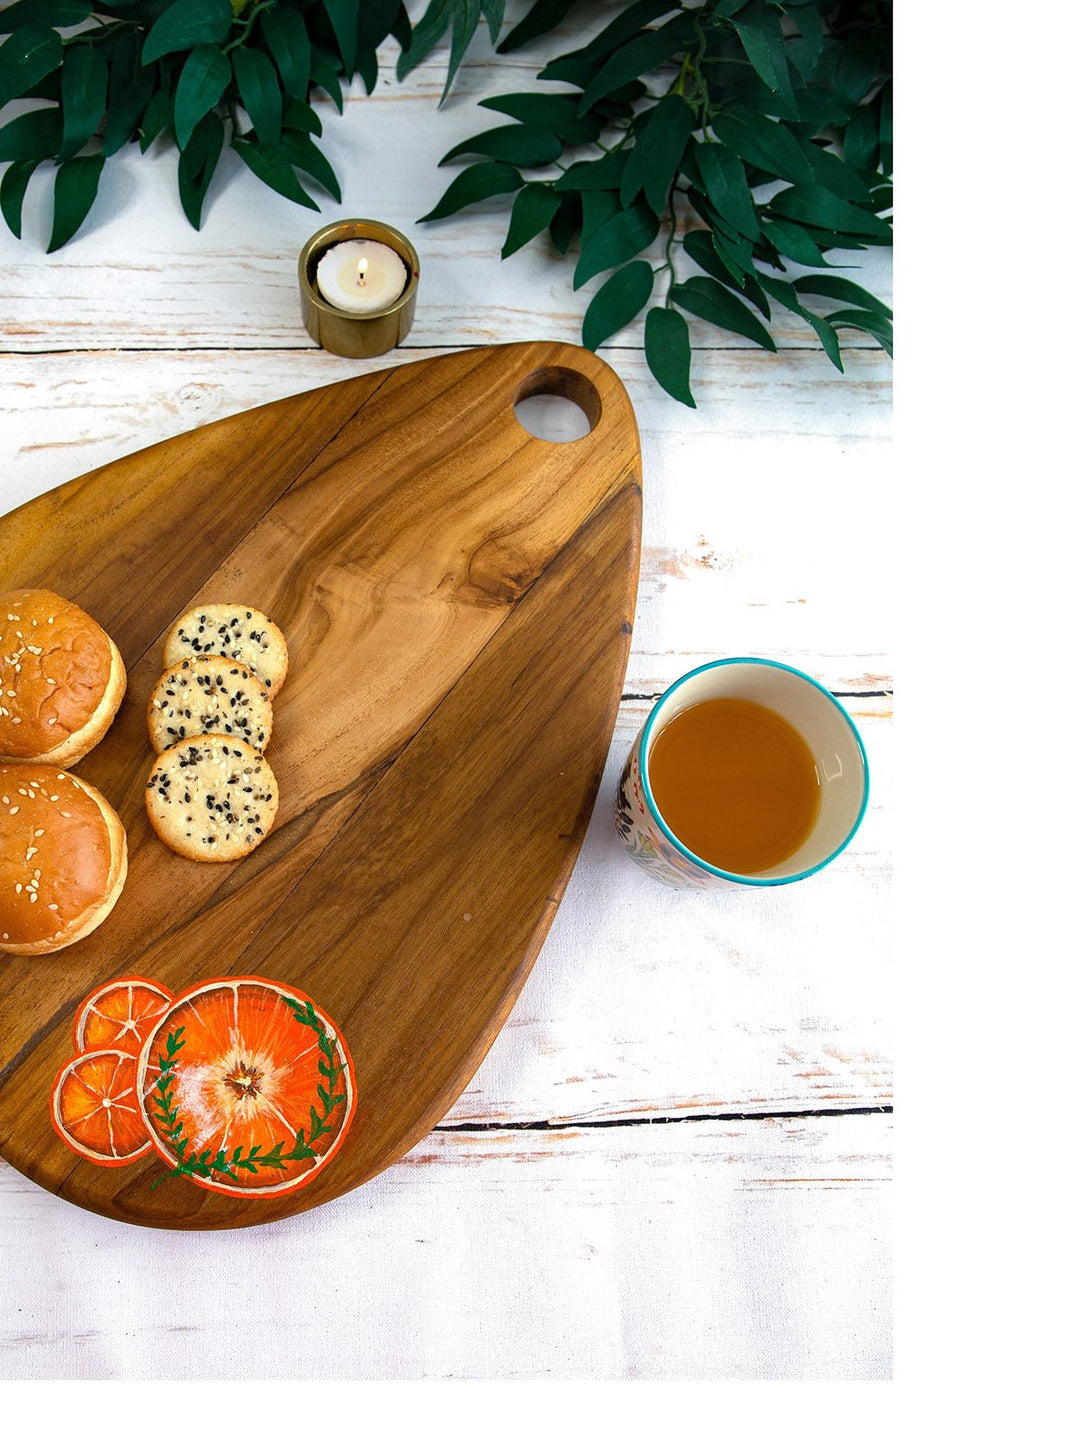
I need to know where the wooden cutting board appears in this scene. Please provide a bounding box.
[0,341,641,1229]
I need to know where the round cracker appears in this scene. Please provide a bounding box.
[145,737,278,862]
[147,655,273,754]
[162,604,288,699]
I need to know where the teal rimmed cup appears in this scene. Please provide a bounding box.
[614,658,869,891]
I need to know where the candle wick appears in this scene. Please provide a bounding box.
[357,257,368,286]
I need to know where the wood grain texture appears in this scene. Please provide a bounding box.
[0,341,642,1228]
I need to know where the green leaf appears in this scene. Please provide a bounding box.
[498,0,577,54]
[670,275,777,351]
[575,0,680,65]
[139,88,173,151]
[356,48,378,95]
[280,129,340,202]
[309,45,343,113]
[102,30,154,157]
[574,200,658,289]
[711,106,814,186]
[0,158,37,238]
[441,0,482,104]
[644,306,694,407]
[48,152,105,250]
[141,0,232,65]
[581,259,653,350]
[1,2,92,31]
[58,42,108,161]
[878,80,892,175]
[637,93,694,215]
[547,190,580,253]
[390,2,412,51]
[730,0,795,111]
[397,0,449,79]
[760,215,830,266]
[501,181,560,257]
[260,4,312,99]
[283,95,321,136]
[826,307,893,355]
[786,0,823,79]
[580,187,619,245]
[682,230,770,319]
[757,273,843,370]
[479,92,599,145]
[694,140,759,239]
[577,14,695,114]
[833,32,883,108]
[769,184,892,239]
[618,143,642,208]
[481,0,505,44]
[321,0,359,76]
[553,149,626,192]
[0,107,62,162]
[793,274,891,319]
[803,141,874,205]
[232,48,281,146]
[418,160,522,222]
[0,26,63,109]
[804,312,843,370]
[232,137,318,209]
[441,124,562,168]
[177,108,222,227]
[173,43,229,151]
[840,103,878,175]
[356,0,400,50]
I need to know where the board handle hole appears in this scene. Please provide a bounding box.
[513,367,601,442]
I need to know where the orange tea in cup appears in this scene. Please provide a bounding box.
[648,697,821,875]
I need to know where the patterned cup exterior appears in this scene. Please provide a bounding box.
[613,658,869,892]
[614,732,743,891]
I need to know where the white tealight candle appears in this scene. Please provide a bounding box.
[315,239,408,314]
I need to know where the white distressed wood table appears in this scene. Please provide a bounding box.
[0,13,891,1382]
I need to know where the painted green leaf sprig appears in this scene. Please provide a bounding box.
[419,0,894,406]
[149,1000,348,1190]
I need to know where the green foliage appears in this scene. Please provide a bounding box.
[0,0,411,247]
[0,0,893,405]
[421,0,893,403]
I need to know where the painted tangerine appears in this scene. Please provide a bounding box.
[74,976,173,1056]
[51,1050,152,1167]
[137,977,355,1196]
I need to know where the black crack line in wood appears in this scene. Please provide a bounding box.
[433,1105,893,1133]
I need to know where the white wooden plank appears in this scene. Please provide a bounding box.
[0,1113,891,1381]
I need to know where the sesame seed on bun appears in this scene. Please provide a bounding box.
[0,589,126,767]
[0,764,127,956]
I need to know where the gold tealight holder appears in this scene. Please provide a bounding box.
[298,218,420,358]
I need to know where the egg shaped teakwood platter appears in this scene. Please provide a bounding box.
[0,343,641,1229]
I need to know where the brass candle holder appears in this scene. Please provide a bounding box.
[298,219,420,358]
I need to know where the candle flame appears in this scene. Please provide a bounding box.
[357,257,368,286]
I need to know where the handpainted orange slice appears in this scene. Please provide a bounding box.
[74,976,173,1056]
[52,1050,152,1167]
[137,977,355,1196]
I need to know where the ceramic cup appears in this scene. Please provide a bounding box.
[615,657,869,891]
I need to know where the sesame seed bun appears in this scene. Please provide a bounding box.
[0,764,128,956]
[0,589,127,767]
